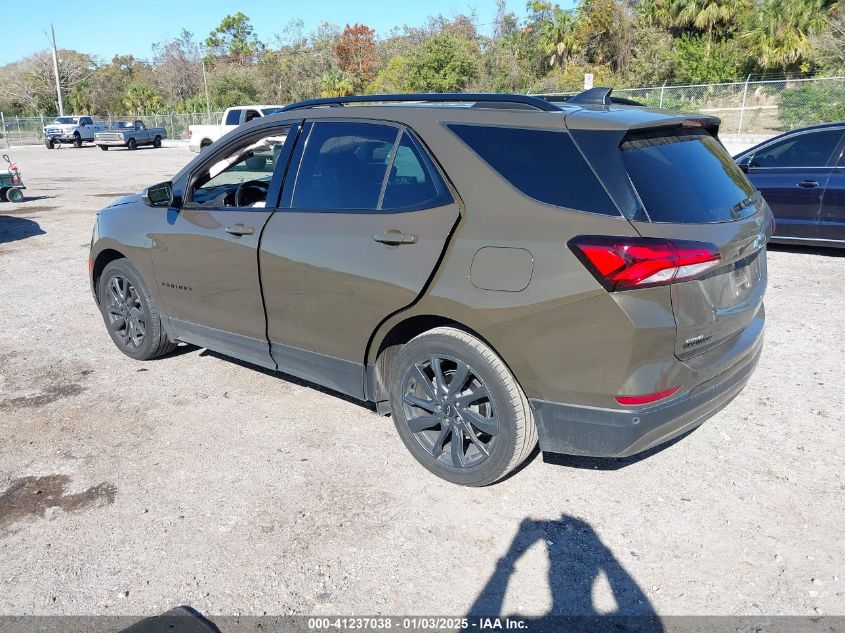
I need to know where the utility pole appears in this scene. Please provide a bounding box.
[201,60,212,120]
[50,24,64,116]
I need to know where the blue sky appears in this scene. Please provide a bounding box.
[3,0,560,65]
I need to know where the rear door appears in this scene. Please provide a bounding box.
[743,127,844,239]
[619,127,772,359]
[259,119,459,397]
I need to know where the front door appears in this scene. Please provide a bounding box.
[151,122,299,368]
[746,127,843,239]
[259,120,460,397]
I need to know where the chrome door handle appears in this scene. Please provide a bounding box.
[225,224,255,236]
[798,180,820,188]
[373,230,417,245]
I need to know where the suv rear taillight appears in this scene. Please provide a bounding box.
[569,236,721,291]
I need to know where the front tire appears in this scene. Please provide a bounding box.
[97,259,176,360]
[6,188,23,203]
[45,138,55,149]
[388,327,538,486]
[127,138,137,150]
[99,145,109,151]
[73,133,82,148]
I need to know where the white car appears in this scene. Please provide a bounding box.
[188,105,285,152]
[44,115,108,148]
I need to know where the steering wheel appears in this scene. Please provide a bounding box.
[234,180,270,207]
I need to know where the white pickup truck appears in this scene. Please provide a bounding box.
[188,105,284,152]
[44,115,108,148]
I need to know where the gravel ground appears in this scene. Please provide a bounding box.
[0,143,843,619]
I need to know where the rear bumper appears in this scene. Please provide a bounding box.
[530,313,764,458]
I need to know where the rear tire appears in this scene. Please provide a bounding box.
[6,188,23,203]
[0,188,7,201]
[99,145,109,151]
[97,258,177,360]
[153,136,162,148]
[388,327,538,486]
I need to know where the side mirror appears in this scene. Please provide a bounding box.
[736,155,751,173]
[142,181,173,207]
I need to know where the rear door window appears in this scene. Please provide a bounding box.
[750,129,843,168]
[224,109,242,125]
[290,121,398,210]
[447,124,619,215]
[621,128,756,223]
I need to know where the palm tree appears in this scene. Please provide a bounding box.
[743,0,827,71]
[637,0,676,29]
[672,0,745,54]
[540,7,581,67]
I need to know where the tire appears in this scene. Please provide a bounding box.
[73,133,82,148]
[127,138,137,150]
[6,188,23,203]
[153,136,161,148]
[0,188,7,202]
[97,258,177,361]
[45,138,55,149]
[388,327,538,486]
[99,145,109,151]
[200,140,212,151]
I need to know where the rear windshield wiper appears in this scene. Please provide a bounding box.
[730,195,756,218]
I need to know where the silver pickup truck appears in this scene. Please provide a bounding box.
[94,120,167,151]
[44,115,108,148]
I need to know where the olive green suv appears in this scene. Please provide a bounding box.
[89,91,771,486]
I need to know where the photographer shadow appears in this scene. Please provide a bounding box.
[468,514,663,633]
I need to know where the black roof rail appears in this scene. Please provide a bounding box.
[539,87,645,107]
[278,93,562,113]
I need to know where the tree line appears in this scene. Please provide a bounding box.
[1,0,844,117]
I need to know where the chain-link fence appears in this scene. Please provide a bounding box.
[612,76,845,135]
[0,112,223,147]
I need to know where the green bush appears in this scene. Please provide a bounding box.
[778,82,845,129]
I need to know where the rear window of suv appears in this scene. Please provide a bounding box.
[621,127,756,223]
[447,124,619,215]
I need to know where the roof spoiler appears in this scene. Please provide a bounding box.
[541,87,645,107]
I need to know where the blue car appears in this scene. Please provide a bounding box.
[735,122,845,248]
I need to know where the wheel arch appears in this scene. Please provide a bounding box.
[91,248,127,302]
[366,313,529,413]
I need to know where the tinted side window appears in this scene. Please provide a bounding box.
[447,124,618,215]
[751,129,843,168]
[291,122,398,210]
[381,132,452,211]
[224,109,242,125]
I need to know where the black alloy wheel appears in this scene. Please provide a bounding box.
[402,355,498,469]
[103,273,146,351]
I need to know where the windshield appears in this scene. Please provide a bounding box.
[55,117,78,125]
[621,128,756,223]
[109,122,134,129]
